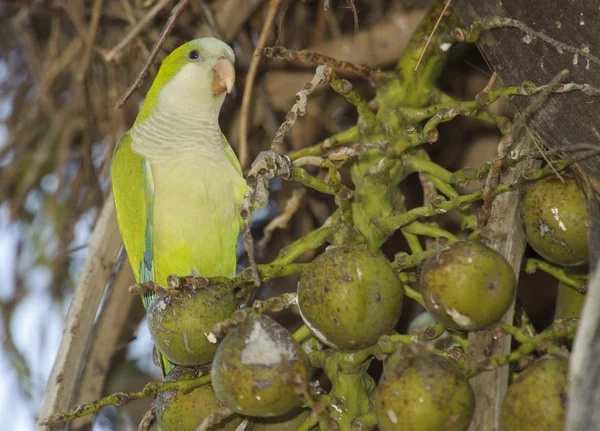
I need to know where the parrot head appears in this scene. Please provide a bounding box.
[137,37,236,121]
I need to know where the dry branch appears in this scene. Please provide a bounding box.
[38,197,123,431]
[104,0,172,62]
[466,135,540,431]
[72,262,137,430]
[116,0,191,108]
[228,6,426,148]
[239,0,284,168]
[567,262,600,430]
[77,0,103,81]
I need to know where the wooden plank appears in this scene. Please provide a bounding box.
[452,2,600,430]
[453,0,600,262]
[568,262,600,431]
[38,197,122,431]
[464,136,537,431]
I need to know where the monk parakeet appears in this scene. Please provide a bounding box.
[111,38,246,374]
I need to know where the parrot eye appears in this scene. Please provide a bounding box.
[188,50,201,61]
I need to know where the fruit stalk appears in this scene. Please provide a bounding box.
[39,375,211,425]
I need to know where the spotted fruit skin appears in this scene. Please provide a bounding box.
[376,353,474,431]
[554,280,585,319]
[148,284,237,366]
[502,356,569,431]
[156,366,242,431]
[521,174,589,266]
[420,241,516,331]
[211,312,310,417]
[298,246,403,349]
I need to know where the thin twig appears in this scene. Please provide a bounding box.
[105,0,172,62]
[515,70,570,138]
[272,65,332,153]
[471,17,600,66]
[259,46,386,81]
[346,0,359,34]
[479,69,569,227]
[116,0,191,109]
[275,0,288,44]
[197,0,225,39]
[40,375,211,425]
[118,0,154,57]
[529,129,564,182]
[415,0,452,71]
[241,151,293,286]
[239,0,283,169]
[77,0,104,81]
[258,187,306,251]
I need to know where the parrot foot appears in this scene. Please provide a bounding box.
[128,280,181,297]
[166,274,211,290]
[245,150,292,210]
[209,309,249,341]
[242,150,293,287]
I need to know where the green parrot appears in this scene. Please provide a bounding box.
[111,38,246,374]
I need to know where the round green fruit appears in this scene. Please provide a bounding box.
[376,352,474,431]
[148,283,237,366]
[521,174,589,266]
[211,312,310,417]
[554,281,585,320]
[502,356,569,431]
[420,241,516,331]
[298,246,403,349]
[156,366,243,431]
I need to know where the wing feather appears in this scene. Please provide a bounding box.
[112,134,156,309]
[223,135,246,233]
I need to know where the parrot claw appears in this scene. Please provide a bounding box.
[241,150,293,287]
[246,150,292,209]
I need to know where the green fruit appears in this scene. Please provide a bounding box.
[554,281,585,319]
[502,356,569,431]
[522,174,589,266]
[156,366,243,431]
[376,352,474,431]
[420,241,516,331]
[148,284,237,366]
[251,408,310,430]
[211,312,310,417]
[298,246,403,349]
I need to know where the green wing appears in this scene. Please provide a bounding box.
[113,134,174,375]
[223,133,243,175]
[112,133,156,309]
[223,134,246,233]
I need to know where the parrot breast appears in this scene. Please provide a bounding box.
[151,151,243,284]
[130,108,245,285]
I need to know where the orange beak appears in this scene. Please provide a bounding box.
[212,58,235,94]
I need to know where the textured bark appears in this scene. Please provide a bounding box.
[454,0,600,264]
[453,2,600,430]
[464,136,538,431]
[38,197,122,431]
[72,262,137,430]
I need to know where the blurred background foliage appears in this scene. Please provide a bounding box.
[0,0,559,429]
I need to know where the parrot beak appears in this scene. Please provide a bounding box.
[212,58,235,94]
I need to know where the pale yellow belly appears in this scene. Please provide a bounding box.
[151,154,245,285]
